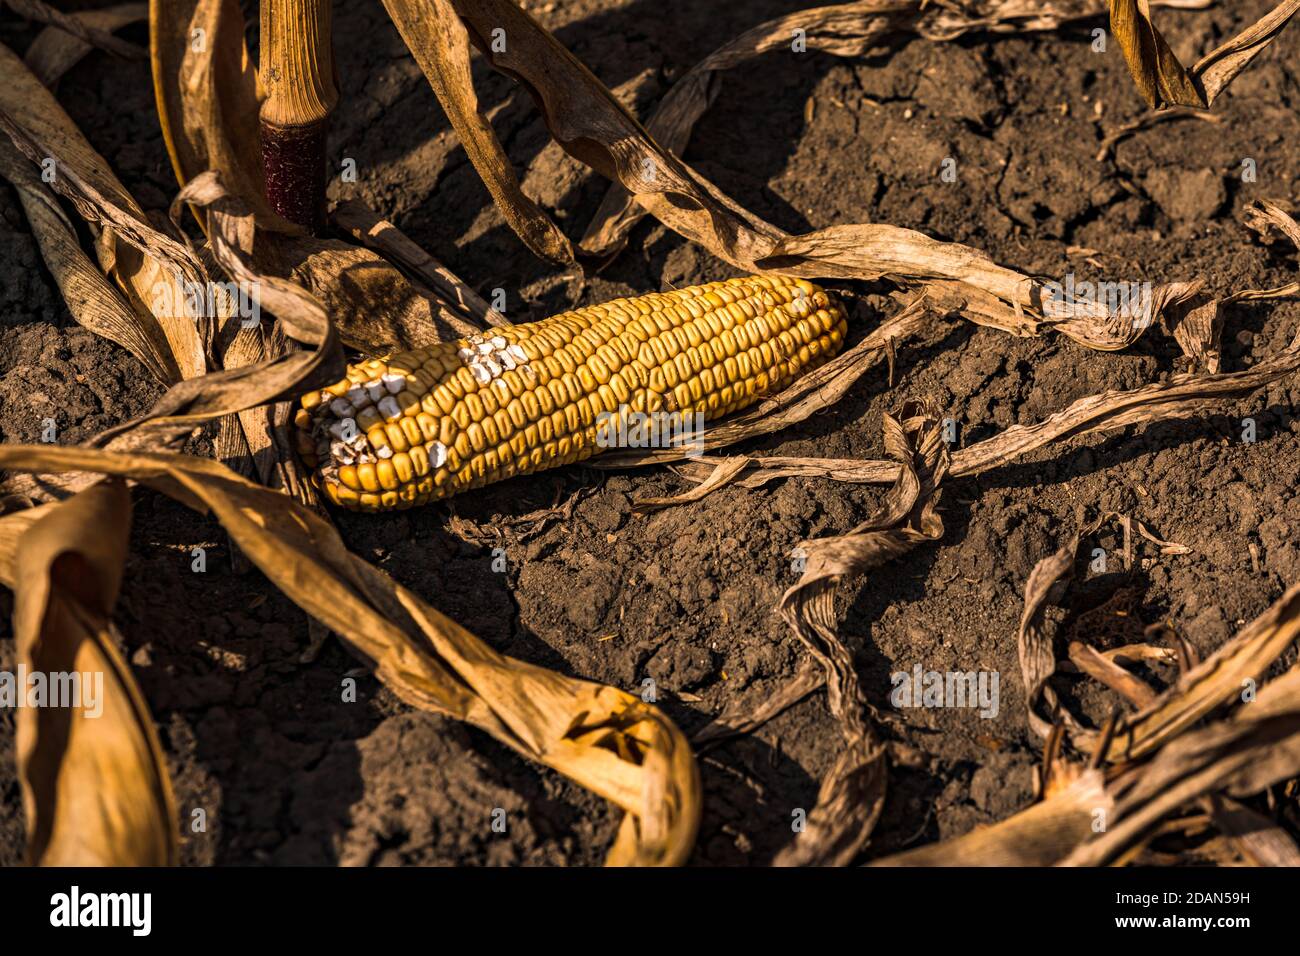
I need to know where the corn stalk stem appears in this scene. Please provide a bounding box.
[259,0,337,231]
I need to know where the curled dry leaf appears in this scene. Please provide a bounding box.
[0,480,178,865]
[1018,533,1092,740]
[773,404,946,865]
[381,0,578,266]
[0,41,209,381]
[0,444,700,865]
[1109,0,1300,109]
[0,142,179,385]
[870,769,1112,866]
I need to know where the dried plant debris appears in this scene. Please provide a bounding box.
[1,481,178,865]
[0,445,700,866]
[1109,0,1300,108]
[583,0,1207,257]
[386,0,1193,336]
[0,41,209,381]
[772,405,946,865]
[1,0,1299,869]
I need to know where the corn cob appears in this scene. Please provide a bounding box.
[294,275,847,512]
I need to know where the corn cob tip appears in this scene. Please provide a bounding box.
[297,275,848,512]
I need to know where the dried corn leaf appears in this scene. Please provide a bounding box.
[0,41,209,380]
[22,2,146,87]
[1064,668,1300,865]
[149,0,271,230]
[1109,0,1300,109]
[1101,577,1300,762]
[1,480,178,865]
[1019,534,1091,739]
[870,769,1112,866]
[0,142,179,385]
[380,0,577,265]
[773,404,946,865]
[949,329,1300,475]
[0,444,700,865]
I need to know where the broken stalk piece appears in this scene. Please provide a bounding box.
[259,0,337,231]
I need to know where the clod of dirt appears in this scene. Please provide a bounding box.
[1142,167,1227,223]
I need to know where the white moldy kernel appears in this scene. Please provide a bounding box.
[498,350,517,370]
[382,373,406,393]
[377,395,402,420]
[477,341,494,355]
[470,363,491,385]
[330,441,356,465]
[457,347,474,363]
[376,446,393,459]
[490,335,507,349]
[482,357,502,378]
[507,344,527,364]
[430,442,448,467]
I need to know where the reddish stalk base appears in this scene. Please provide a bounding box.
[261,120,327,233]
